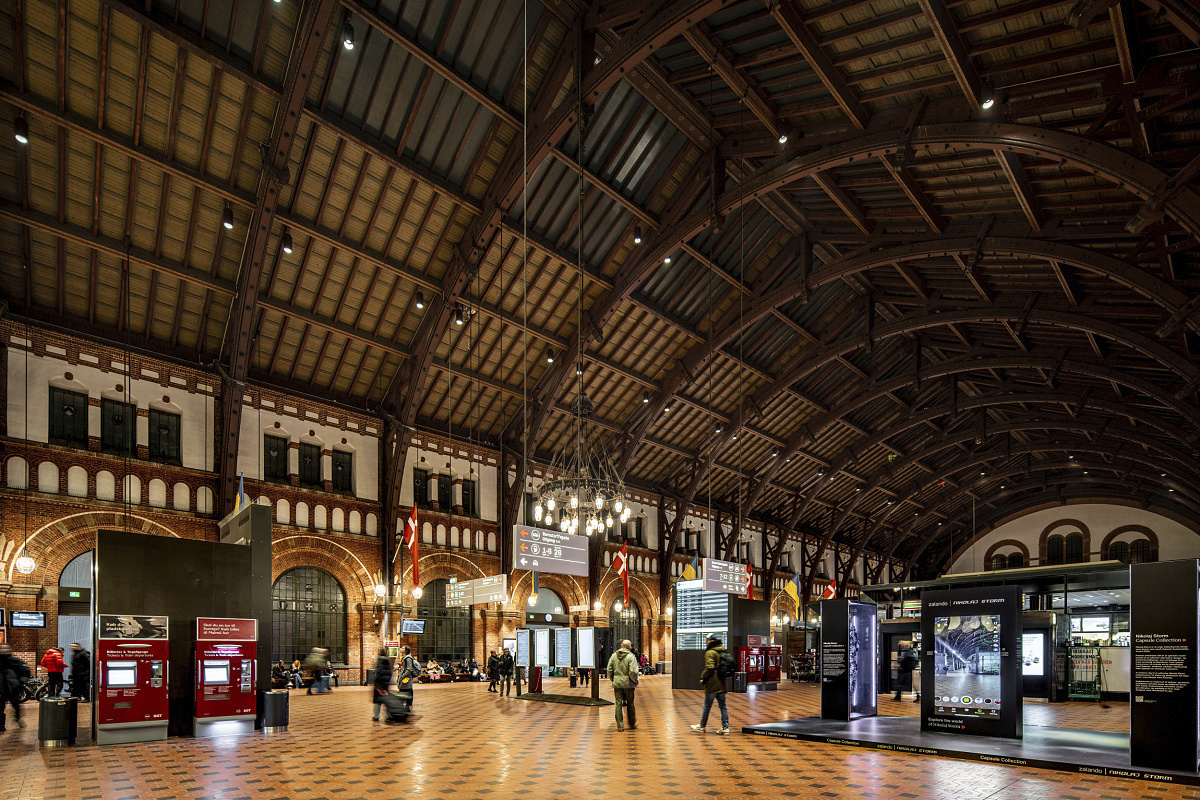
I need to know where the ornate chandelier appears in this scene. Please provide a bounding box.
[533,392,629,536]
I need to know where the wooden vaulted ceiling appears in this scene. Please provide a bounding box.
[4,0,1200,579]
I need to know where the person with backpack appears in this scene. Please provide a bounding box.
[395,645,420,715]
[691,635,732,734]
[0,643,31,731]
[606,638,638,731]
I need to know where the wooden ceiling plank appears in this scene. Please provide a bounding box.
[767,0,869,129]
[915,0,982,109]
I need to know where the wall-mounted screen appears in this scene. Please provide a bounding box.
[516,629,530,667]
[400,618,426,635]
[1070,617,1082,632]
[203,660,231,685]
[1081,616,1110,633]
[933,614,1002,718]
[534,628,550,668]
[107,660,137,688]
[10,611,47,628]
[1022,632,1044,676]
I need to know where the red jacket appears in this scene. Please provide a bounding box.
[40,649,64,673]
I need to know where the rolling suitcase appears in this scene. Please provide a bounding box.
[382,691,411,722]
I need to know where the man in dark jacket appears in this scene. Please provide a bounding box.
[691,635,730,734]
[371,646,393,721]
[0,644,30,731]
[68,643,90,701]
[486,650,500,692]
[498,648,514,696]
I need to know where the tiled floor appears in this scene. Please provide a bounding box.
[1,677,1194,799]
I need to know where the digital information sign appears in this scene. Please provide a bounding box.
[576,627,595,669]
[516,629,531,667]
[555,628,572,668]
[534,629,550,667]
[445,575,508,607]
[702,558,750,595]
[921,586,1022,739]
[512,526,588,577]
[674,579,728,650]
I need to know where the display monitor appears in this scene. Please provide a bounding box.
[932,614,1002,719]
[107,661,138,688]
[10,611,46,628]
[1081,616,1110,633]
[400,618,426,635]
[1070,617,1082,632]
[1022,632,1044,676]
[203,660,231,685]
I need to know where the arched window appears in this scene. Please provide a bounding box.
[1007,552,1024,569]
[527,588,564,616]
[418,578,470,663]
[1109,540,1130,564]
[1046,535,1064,566]
[1064,533,1085,564]
[1130,539,1152,564]
[609,598,641,653]
[990,555,1007,571]
[272,567,347,665]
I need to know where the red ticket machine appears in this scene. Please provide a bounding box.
[763,645,783,685]
[738,646,765,684]
[194,617,258,737]
[96,614,170,745]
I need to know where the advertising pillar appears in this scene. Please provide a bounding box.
[1130,559,1199,773]
[193,618,258,738]
[95,615,170,745]
[920,586,1022,739]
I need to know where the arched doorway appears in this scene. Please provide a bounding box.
[59,551,93,691]
[609,598,641,653]
[272,567,348,665]
[417,578,470,663]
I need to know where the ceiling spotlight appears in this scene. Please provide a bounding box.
[14,113,29,145]
[980,80,997,110]
[715,424,722,433]
[546,349,555,363]
[414,291,424,310]
[341,20,355,50]
[576,363,583,376]
[663,402,671,413]
[642,390,650,403]
[772,449,779,458]
[778,130,788,144]
[454,306,464,325]
[663,255,671,264]
[633,226,642,244]
[222,203,234,230]
[281,229,293,254]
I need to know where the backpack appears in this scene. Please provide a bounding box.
[716,650,736,680]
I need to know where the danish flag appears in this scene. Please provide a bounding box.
[821,580,837,600]
[745,562,754,600]
[613,542,629,605]
[403,504,420,588]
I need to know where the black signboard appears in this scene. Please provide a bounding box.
[920,586,1022,739]
[820,599,877,721]
[9,611,46,629]
[674,580,728,650]
[1130,559,1199,773]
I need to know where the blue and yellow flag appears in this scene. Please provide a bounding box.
[233,471,248,513]
[681,553,701,581]
[783,571,802,606]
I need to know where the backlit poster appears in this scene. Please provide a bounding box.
[921,586,1022,739]
[576,627,595,669]
[1022,632,1044,676]
[534,628,550,668]
[516,629,530,667]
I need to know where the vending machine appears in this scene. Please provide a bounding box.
[737,645,765,684]
[193,617,258,737]
[96,614,170,745]
[763,645,783,686]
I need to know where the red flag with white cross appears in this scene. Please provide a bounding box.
[613,542,629,605]
[404,504,420,588]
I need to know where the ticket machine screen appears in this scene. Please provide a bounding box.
[203,660,230,685]
[107,661,138,688]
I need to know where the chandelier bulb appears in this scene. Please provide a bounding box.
[534,505,542,522]
[547,498,555,511]
[614,500,623,513]
[571,495,578,509]
[594,495,603,509]
[606,515,613,527]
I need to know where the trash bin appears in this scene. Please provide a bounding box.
[366,669,376,687]
[261,689,290,733]
[733,672,748,693]
[655,662,665,674]
[38,697,77,747]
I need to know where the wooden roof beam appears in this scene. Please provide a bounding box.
[915,0,982,109]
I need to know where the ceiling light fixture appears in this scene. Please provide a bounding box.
[454,306,464,325]
[575,362,583,376]
[341,20,355,50]
[663,255,671,263]
[642,390,649,403]
[633,226,642,244]
[980,80,997,110]
[281,229,293,254]
[222,203,234,230]
[414,291,424,310]
[14,113,29,145]
[546,349,555,363]
[778,130,788,144]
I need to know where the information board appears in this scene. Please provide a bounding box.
[512,525,589,577]
[516,629,531,667]
[445,574,508,607]
[674,579,728,650]
[555,628,572,668]
[534,628,551,667]
[576,627,595,669]
[702,558,750,594]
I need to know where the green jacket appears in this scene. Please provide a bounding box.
[701,645,726,693]
[607,648,637,689]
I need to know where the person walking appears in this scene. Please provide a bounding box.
[498,647,514,696]
[68,643,90,701]
[371,646,393,721]
[894,642,917,702]
[40,647,65,698]
[607,638,638,732]
[579,666,590,687]
[304,647,330,694]
[0,643,30,731]
[691,635,730,734]
[486,650,500,692]
[395,645,419,714]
